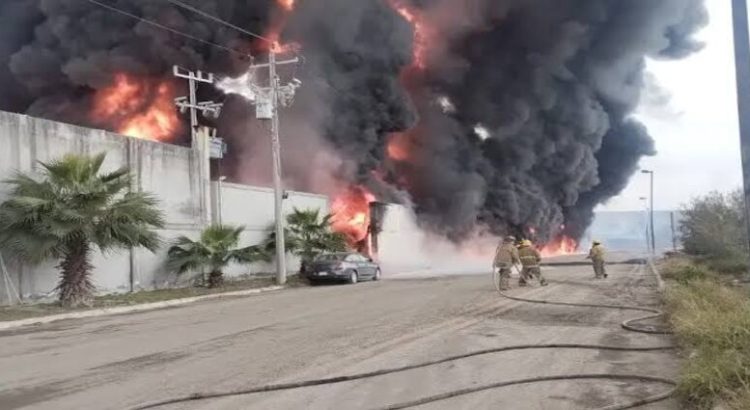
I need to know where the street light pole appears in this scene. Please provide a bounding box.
[642,170,655,254]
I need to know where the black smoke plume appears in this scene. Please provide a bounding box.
[0,0,707,243]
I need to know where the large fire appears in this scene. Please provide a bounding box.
[331,186,376,244]
[389,0,428,70]
[539,236,579,258]
[92,73,181,142]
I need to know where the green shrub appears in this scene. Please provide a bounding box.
[698,254,750,276]
[680,190,747,259]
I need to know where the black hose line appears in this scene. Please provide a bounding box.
[133,270,675,410]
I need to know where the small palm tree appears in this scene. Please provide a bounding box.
[265,208,348,272]
[0,153,164,307]
[167,225,267,288]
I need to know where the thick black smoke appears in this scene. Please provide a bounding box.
[379,0,707,241]
[0,0,707,243]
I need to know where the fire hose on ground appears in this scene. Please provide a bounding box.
[133,265,676,410]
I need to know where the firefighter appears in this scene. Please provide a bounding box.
[494,236,520,291]
[518,240,548,287]
[586,240,608,279]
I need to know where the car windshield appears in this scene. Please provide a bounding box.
[315,254,347,262]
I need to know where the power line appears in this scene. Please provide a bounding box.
[163,0,273,44]
[85,0,252,58]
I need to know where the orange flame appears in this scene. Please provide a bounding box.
[262,0,300,54]
[387,133,411,161]
[331,186,376,244]
[389,0,428,70]
[92,73,181,142]
[539,236,579,258]
[269,38,301,54]
[277,0,295,11]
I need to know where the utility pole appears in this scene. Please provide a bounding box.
[172,66,224,226]
[173,67,222,145]
[731,0,750,254]
[268,51,286,285]
[642,170,656,254]
[217,52,301,285]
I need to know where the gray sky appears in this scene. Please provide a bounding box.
[601,0,743,212]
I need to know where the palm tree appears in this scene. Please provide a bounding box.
[167,225,267,288]
[264,208,348,273]
[0,153,164,307]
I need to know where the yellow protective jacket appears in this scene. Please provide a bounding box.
[518,246,542,267]
[588,244,605,262]
[494,243,520,267]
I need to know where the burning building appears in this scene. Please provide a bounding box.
[0,0,708,252]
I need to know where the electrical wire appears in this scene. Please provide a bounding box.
[85,0,252,58]
[163,0,273,44]
[132,265,676,410]
[161,0,304,87]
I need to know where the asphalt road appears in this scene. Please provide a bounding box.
[0,256,677,410]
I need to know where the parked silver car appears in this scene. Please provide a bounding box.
[306,252,381,284]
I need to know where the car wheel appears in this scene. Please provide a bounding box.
[373,269,381,281]
[348,271,358,284]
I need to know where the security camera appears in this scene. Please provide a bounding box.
[291,78,302,87]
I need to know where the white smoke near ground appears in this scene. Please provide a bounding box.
[376,203,499,278]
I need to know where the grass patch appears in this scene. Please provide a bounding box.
[661,258,710,284]
[665,275,750,409]
[0,275,305,323]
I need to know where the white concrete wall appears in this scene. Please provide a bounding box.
[0,111,327,304]
[0,111,206,302]
[211,182,330,276]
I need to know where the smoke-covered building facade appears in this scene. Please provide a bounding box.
[0,0,708,249]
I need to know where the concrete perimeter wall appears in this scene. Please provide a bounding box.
[211,182,329,276]
[0,111,327,304]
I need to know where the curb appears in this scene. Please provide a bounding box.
[0,285,284,331]
[646,257,666,293]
